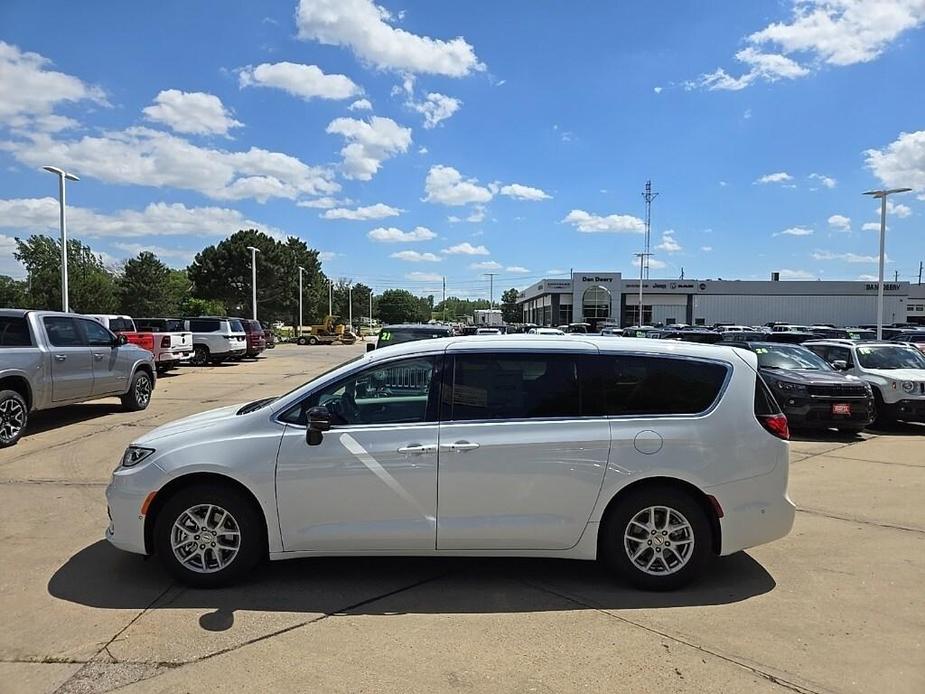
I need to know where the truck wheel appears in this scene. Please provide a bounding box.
[296,336,307,346]
[308,336,319,345]
[190,345,209,366]
[154,483,266,588]
[0,390,28,448]
[121,370,153,412]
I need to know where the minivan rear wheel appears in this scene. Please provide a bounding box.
[600,486,711,591]
[154,484,265,588]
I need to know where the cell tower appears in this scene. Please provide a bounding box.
[642,180,659,279]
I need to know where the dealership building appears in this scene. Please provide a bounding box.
[517,271,925,329]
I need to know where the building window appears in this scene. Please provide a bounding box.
[558,303,573,325]
[582,286,611,319]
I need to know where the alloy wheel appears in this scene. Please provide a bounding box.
[0,398,26,443]
[135,375,152,407]
[623,505,695,576]
[171,504,241,574]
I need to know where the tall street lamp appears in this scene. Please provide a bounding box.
[246,246,260,320]
[297,266,305,338]
[863,187,912,339]
[347,282,353,331]
[42,166,79,312]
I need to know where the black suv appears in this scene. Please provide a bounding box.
[371,324,453,351]
[735,342,874,432]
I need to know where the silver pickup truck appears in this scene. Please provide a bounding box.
[0,309,156,447]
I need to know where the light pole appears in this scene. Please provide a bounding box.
[634,251,651,327]
[246,246,260,320]
[863,188,912,339]
[328,279,333,317]
[297,266,305,337]
[347,282,353,331]
[42,166,79,312]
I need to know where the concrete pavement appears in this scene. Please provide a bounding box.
[0,344,922,693]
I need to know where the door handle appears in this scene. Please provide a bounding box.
[54,354,67,362]
[398,444,437,454]
[93,353,105,361]
[442,441,480,452]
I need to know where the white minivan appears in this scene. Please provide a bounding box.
[106,336,795,590]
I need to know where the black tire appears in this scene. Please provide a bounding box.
[190,345,210,366]
[871,389,891,428]
[121,370,153,411]
[308,336,319,346]
[296,336,307,346]
[599,485,712,591]
[154,483,265,588]
[0,389,28,448]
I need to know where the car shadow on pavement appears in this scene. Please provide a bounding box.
[24,403,124,436]
[49,540,776,632]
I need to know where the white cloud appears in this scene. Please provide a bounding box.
[775,226,814,236]
[143,90,242,136]
[3,127,339,202]
[499,183,551,201]
[296,0,484,77]
[111,241,197,265]
[326,116,412,180]
[318,251,337,262]
[655,230,682,252]
[808,172,837,188]
[0,41,107,132]
[0,233,23,278]
[689,1,925,90]
[348,98,372,111]
[238,62,361,100]
[466,205,486,223]
[418,146,428,154]
[406,271,443,282]
[861,221,887,231]
[828,214,851,231]
[505,266,530,273]
[755,171,794,184]
[470,260,502,270]
[865,130,925,199]
[424,164,494,205]
[778,268,816,280]
[390,250,441,262]
[0,197,287,239]
[701,246,713,252]
[812,249,885,263]
[857,274,879,281]
[744,108,753,119]
[409,92,461,128]
[296,196,345,209]
[880,199,912,217]
[322,203,402,220]
[447,215,462,223]
[443,242,489,256]
[719,180,728,187]
[653,86,663,94]
[631,255,667,271]
[367,226,436,243]
[562,209,645,233]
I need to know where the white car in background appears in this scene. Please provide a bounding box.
[528,327,566,335]
[475,328,502,335]
[106,336,794,591]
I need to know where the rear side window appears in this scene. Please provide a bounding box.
[43,316,84,347]
[229,320,244,332]
[189,319,220,332]
[0,317,32,347]
[600,355,728,415]
[444,353,583,421]
[754,374,782,415]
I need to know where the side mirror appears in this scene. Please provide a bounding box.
[306,406,331,446]
[114,334,128,347]
[831,359,848,371]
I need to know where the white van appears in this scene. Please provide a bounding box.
[106,336,794,590]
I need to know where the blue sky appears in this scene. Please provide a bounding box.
[1,0,923,298]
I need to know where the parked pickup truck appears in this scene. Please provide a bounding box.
[90,315,193,373]
[0,309,156,447]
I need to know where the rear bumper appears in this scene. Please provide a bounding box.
[705,459,795,556]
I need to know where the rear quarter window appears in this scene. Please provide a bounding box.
[0,317,32,347]
[600,355,729,415]
[189,319,221,332]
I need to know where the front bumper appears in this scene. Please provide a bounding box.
[105,461,166,555]
[881,398,925,422]
[705,459,795,556]
[779,395,875,428]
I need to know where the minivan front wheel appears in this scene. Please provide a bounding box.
[601,486,711,591]
[154,484,264,588]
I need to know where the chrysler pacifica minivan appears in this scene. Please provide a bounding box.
[106,336,794,590]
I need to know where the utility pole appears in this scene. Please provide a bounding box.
[634,252,652,326]
[483,273,497,308]
[918,261,922,285]
[368,290,373,330]
[297,266,305,337]
[347,283,353,331]
[642,180,659,280]
[442,276,447,322]
[328,279,333,317]
[894,270,899,282]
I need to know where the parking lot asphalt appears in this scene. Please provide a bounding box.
[0,343,922,694]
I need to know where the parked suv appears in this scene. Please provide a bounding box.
[804,340,925,424]
[106,336,794,590]
[733,342,874,432]
[183,317,247,366]
[92,315,193,373]
[236,318,266,358]
[0,310,155,447]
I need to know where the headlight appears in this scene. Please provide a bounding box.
[775,380,806,393]
[901,381,915,394]
[121,446,155,467]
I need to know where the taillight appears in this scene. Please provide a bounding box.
[758,414,790,440]
[160,335,170,348]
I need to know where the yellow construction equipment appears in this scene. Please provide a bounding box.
[296,316,357,346]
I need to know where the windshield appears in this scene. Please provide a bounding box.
[755,345,832,371]
[229,319,244,332]
[856,345,925,369]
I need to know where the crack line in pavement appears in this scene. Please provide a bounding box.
[522,580,830,694]
[0,479,107,487]
[796,507,924,534]
[804,454,923,469]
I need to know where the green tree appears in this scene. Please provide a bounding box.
[14,235,117,313]
[118,251,172,317]
[0,276,27,308]
[165,269,192,315]
[433,296,491,321]
[377,289,429,324]
[177,296,226,316]
[500,287,521,323]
